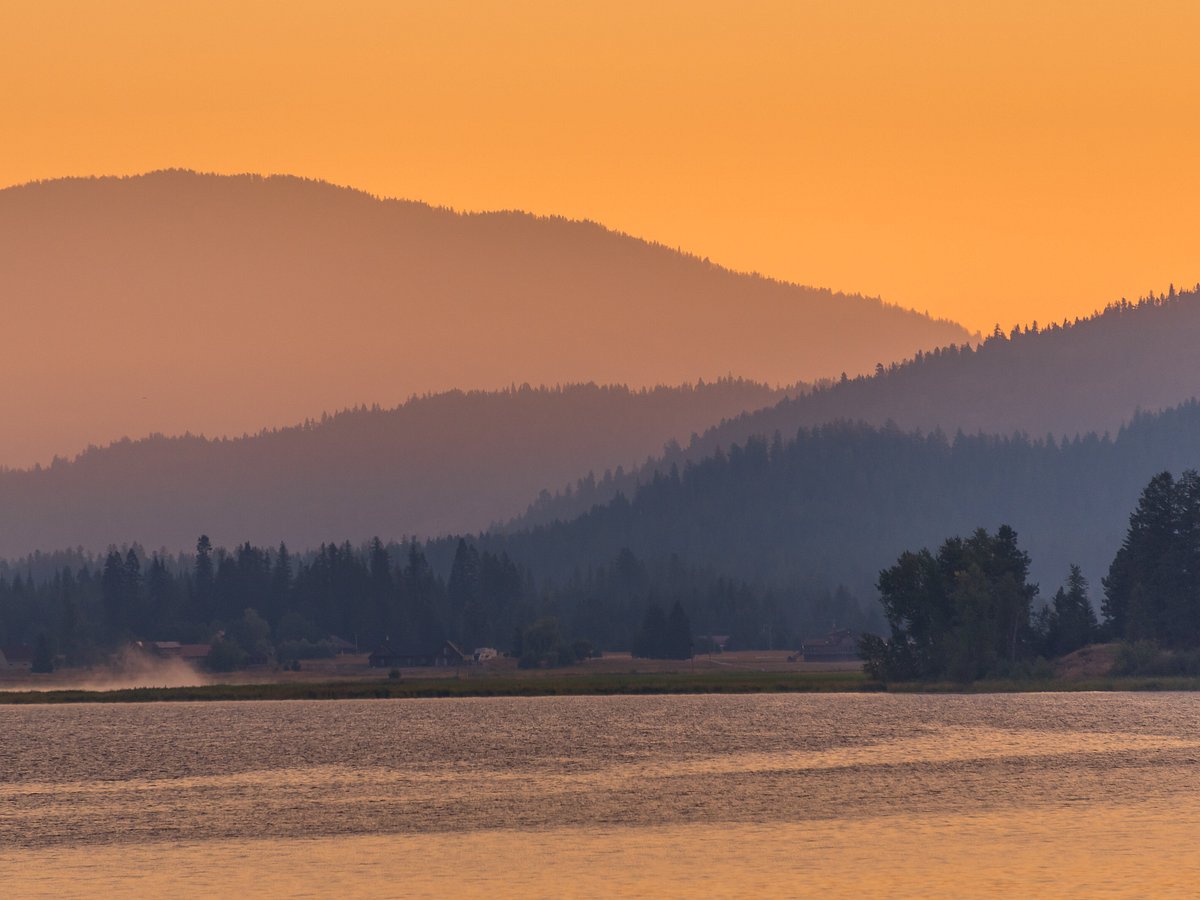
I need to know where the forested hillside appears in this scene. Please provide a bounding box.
[0,536,871,666]
[15,402,1200,664]
[485,399,1200,602]
[0,170,969,466]
[0,381,792,558]
[520,290,1200,526]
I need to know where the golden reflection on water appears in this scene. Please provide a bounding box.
[5,693,1200,897]
[7,807,1200,899]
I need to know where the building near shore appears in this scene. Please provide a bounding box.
[0,644,33,670]
[800,629,860,662]
[138,641,212,664]
[369,638,468,668]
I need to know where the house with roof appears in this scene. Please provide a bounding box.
[138,640,211,664]
[369,637,468,668]
[800,629,861,662]
[0,644,34,670]
[179,644,213,664]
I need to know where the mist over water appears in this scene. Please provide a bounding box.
[3,693,1200,896]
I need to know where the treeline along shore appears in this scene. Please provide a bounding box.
[5,464,1200,698]
[7,668,1200,705]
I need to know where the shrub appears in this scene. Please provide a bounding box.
[1111,640,1200,677]
[276,639,338,662]
[205,637,247,672]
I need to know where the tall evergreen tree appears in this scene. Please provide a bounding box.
[194,534,215,621]
[100,550,125,635]
[665,600,693,660]
[447,539,482,646]
[632,602,668,659]
[31,633,53,674]
[1103,469,1200,645]
[366,537,394,643]
[123,549,143,624]
[1045,565,1097,656]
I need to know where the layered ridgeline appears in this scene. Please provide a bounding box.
[0,170,969,467]
[10,401,1200,659]
[520,290,1200,526]
[476,399,1200,603]
[0,380,794,558]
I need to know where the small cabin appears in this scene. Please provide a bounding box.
[179,644,213,663]
[148,640,183,658]
[696,634,731,652]
[139,641,211,663]
[369,638,468,668]
[0,645,33,670]
[326,635,357,655]
[800,629,860,662]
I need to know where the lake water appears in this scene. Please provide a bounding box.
[3,693,1200,897]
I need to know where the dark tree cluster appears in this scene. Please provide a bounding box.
[511,617,594,669]
[1038,565,1098,658]
[1103,470,1200,647]
[858,470,1200,683]
[523,285,1200,531]
[483,399,1200,606]
[0,533,838,669]
[631,600,693,660]
[859,526,1041,682]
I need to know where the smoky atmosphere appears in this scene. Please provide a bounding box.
[3,3,1200,898]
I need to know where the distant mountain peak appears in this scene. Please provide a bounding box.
[0,170,971,466]
[514,286,1200,528]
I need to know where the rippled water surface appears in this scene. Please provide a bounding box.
[4,693,1200,896]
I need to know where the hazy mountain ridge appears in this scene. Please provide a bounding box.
[0,170,972,467]
[476,399,1200,602]
[517,289,1200,527]
[0,380,797,558]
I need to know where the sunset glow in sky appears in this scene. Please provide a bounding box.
[5,0,1199,333]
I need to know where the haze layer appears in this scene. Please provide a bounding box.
[4,1,1198,331]
[0,171,968,467]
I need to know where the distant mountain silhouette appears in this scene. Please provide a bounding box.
[0,380,794,558]
[0,170,970,467]
[519,290,1200,526]
[478,399,1200,603]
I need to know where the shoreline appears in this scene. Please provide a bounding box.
[3,670,1200,704]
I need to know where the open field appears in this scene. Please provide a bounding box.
[4,644,1191,704]
[6,673,1200,705]
[0,668,871,704]
[0,649,859,690]
[3,648,1200,703]
[0,650,868,702]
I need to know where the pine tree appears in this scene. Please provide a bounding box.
[194,534,215,620]
[31,633,53,674]
[632,603,668,658]
[1047,565,1096,656]
[447,539,482,647]
[665,600,693,659]
[123,549,143,624]
[271,542,293,626]
[100,550,125,634]
[1104,471,1182,642]
[367,537,394,643]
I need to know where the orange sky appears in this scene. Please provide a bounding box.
[4,0,1199,333]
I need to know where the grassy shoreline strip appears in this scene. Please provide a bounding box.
[0,671,869,704]
[4,670,1200,704]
